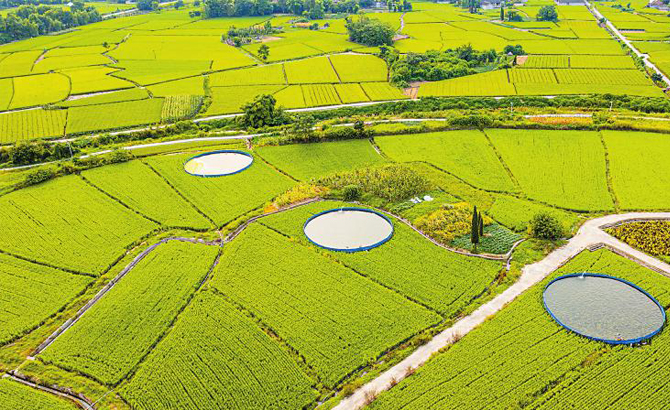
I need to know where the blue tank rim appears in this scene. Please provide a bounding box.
[183,150,253,177]
[303,207,394,253]
[543,272,666,345]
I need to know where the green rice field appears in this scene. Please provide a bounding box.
[0,0,664,143]
[2,2,670,409]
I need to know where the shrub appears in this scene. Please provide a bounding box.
[537,5,558,22]
[449,114,494,128]
[22,168,56,187]
[318,164,432,202]
[342,184,362,201]
[529,212,563,240]
[345,15,394,46]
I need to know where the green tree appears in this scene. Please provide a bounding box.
[308,0,324,19]
[291,114,316,139]
[345,15,395,47]
[258,44,270,61]
[137,0,154,10]
[529,213,563,240]
[500,5,504,21]
[507,10,522,22]
[479,212,484,236]
[537,5,558,22]
[471,206,480,249]
[240,94,285,128]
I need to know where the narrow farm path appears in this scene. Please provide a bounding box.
[3,373,94,409]
[32,196,511,358]
[334,212,670,410]
[33,237,220,356]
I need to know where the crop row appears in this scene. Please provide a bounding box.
[121,291,318,409]
[0,176,157,274]
[0,253,93,345]
[41,240,219,385]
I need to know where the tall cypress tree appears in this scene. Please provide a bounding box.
[479,212,484,236]
[500,5,504,21]
[471,206,480,248]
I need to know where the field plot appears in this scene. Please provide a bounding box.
[487,129,613,211]
[109,35,255,70]
[284,56,340,84]
[0,78,11,110]
[0,253,92,345]
[372,249,670,409]
[209,64,286,87]
[32,53,110,73]
[570,55,635,69]
[487,195,581,232]
[66,98,164,134]
[161,95,202,121]
[508,68,557,84]
[64,66,134,94]
[9,73,70,109]
[212,223,441,387]
[603,130,670,210]
[257,139,385,180]
[0,50,41,78]
[375,131,516,192]
[514,82,664,97]
[112,59,211,85]
[361,82,408,100]
[206,85,285,115]
[0,379,77,410]
[554,68,651,85]
[0,109,67,144]
[262,201,503,315]
[329,54,388,82]
[419,70,515,97]
[244,30,357,62]
[334,83,370,103]
[521,55,569,68]
[121,291,318,409]
[42,240,219,385]
[82,160,212,229]
[57,88,149,108]
[522,39,624,55]
[0,176,157,274]
[147,77,205,96]
[273,85,306,108]
[145,152,294,226]
[301,84,341,106]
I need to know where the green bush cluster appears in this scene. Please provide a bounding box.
[529,212,563,240]
[319,164,431,202]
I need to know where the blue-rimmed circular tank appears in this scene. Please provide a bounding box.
[543,273,665,345]
[303,207,394,252]
[184,150,253,177]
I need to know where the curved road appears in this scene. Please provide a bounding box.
[334,212,670,410]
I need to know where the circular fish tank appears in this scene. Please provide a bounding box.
[543,273,665,344]
[303,208,394,252]
[184,150,253,177]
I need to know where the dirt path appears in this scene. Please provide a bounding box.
[334,212,670,410]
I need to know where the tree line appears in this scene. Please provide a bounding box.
[203,0,393,19]
[0,1,101,43]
